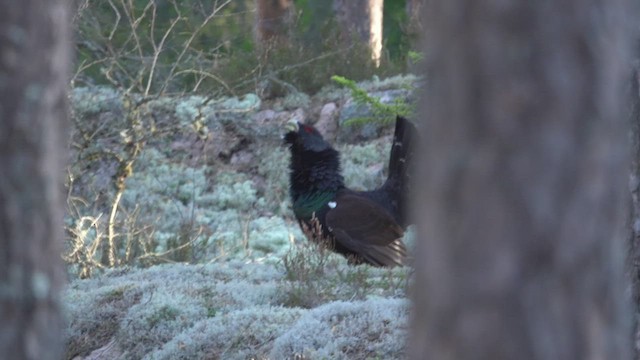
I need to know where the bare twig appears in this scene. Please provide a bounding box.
[159,0,233,94]
[144,3,182,96]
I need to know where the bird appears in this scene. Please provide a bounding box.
[284,116,416,267]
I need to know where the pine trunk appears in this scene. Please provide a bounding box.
[412,0,635,359]
[0,0,71,358]
[333,0,383,66]
[256,0,294,46]
[406,0,423,37]
[629,55,640,357]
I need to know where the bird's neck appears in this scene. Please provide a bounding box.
[289,148,344,201]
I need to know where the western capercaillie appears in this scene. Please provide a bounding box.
[284,116,416,267]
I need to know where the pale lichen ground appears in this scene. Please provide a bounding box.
[63,75,417,359]
[64,260,410,359]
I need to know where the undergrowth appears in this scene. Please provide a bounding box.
[280,237,409,309]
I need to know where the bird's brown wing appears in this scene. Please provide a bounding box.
[325,192,407,267]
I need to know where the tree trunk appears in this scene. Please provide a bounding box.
[411,0,635,359]
[406,0,423,38]
[0,0,71,359]
[628,55,640,357]
[256,0,294,47]
[298,0,335,47]
[333,0,383,66]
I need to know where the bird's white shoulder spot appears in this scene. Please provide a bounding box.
[327,201,337,209]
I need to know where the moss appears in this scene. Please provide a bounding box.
[278,240,410,309]
[145,306,303,360]
[63,282,142,359]
[270,298,409,359]
[147,305,180,327]
[71,86,123,116]
[63,262,282,357]
[175,96,207,125]
[64,262,409,359]
[216,93,261,112]
[66,76,418,276]
[114,149,290,264]
[247,216,297,260]
[339,140,390,191]
[64,74,417,359]
[255,146,291,214]
[281,91,311,110]
[118,293,207,358]
[209,177,258,212]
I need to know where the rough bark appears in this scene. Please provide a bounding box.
[0,0,71,359]
[256,0,294,46]
[411,0,634,359]
[333,0,383,66]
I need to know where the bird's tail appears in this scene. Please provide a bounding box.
[383,115,417,226]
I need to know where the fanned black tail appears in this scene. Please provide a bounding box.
[382,115,417,227]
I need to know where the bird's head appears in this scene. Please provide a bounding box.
[283,120,332,152]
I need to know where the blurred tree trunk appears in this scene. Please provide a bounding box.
[0,0,71,359]
[406,0,423,38]
[256,0,294,47]
[333,0,383,66]
[411,0,635,359]
[299,0,335,47]
[405,0,424,72]
[629,56,640,356]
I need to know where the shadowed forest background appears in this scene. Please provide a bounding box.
[2,0,640,359]
[73,0,419,95]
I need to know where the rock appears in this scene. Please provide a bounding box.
[230,150,254,167]
[314,102,339,141]
[291,108,306,122]
[253,109,277,127]
[71,86,123,117]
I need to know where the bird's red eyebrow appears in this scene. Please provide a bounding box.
[303,125,314,133]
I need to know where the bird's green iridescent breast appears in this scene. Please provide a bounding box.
[293,192,335,219]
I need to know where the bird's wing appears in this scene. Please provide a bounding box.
[332,230,407,267]
[325,192,407,267]
[326,192,403,246]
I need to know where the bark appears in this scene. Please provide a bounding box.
[0,0,71,359]
[333,0,383,66]
[406,0,423,37]
[299,0,335,46]
[256,0,294,46]
[411,0,635,359]
[629,55,640,357]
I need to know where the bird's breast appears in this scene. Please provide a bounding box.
[292,191,336,220]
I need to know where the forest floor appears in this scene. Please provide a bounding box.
[63,74,418,359]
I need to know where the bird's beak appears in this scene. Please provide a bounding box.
[284,120,299,133]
